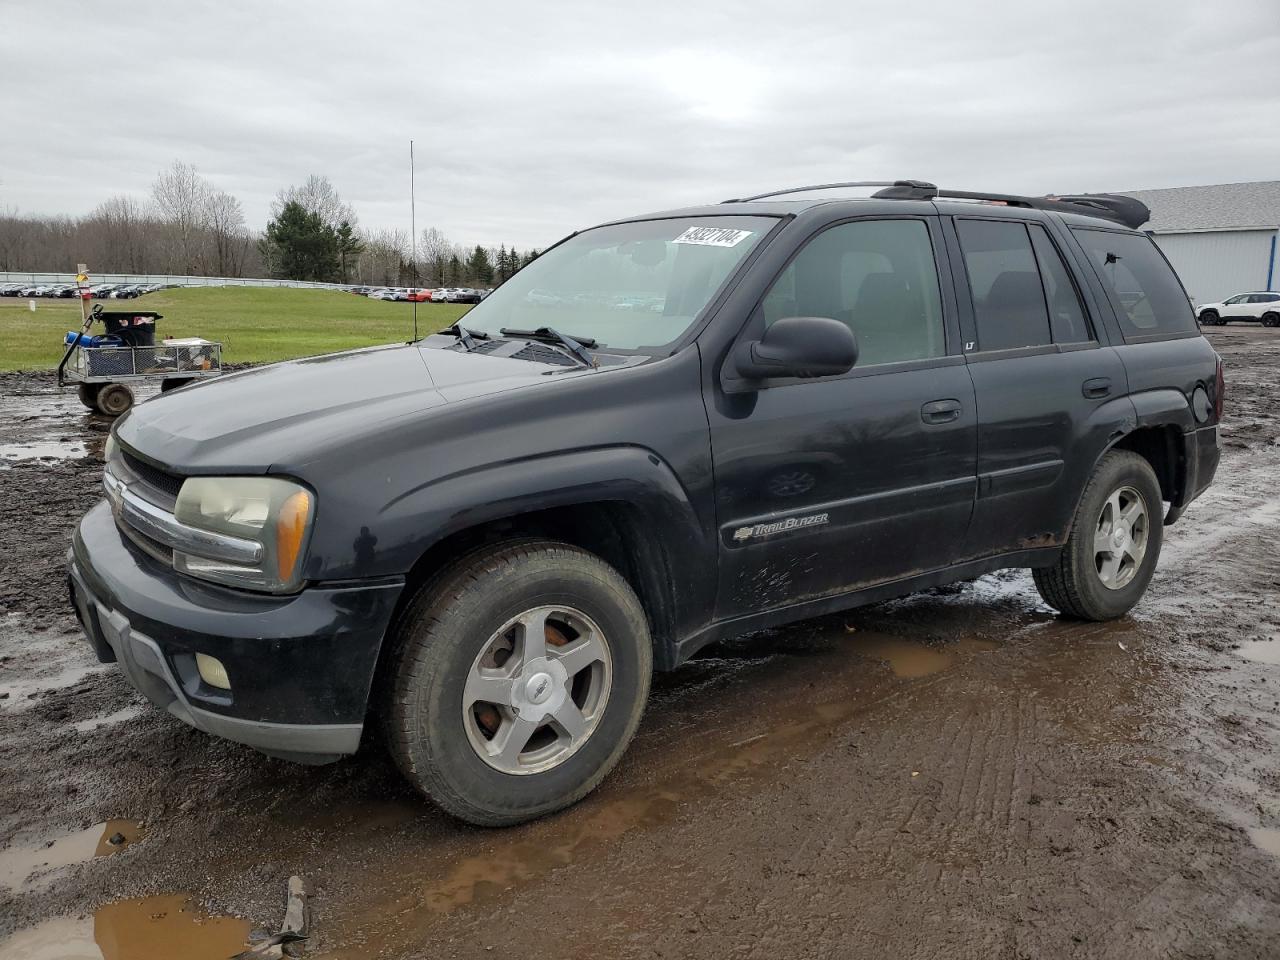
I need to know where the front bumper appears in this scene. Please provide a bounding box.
[69,501,404,763]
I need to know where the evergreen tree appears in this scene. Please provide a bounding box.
[335,220,364,284]
[466,244,494,285]
[446,254,462,285]
[258,200,339,282]
[495,244,509,281]
[523,249,541,267]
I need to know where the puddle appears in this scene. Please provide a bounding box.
[1236,638,1280,666]
[0,439,89,463]
[71,705,146,734]
[0,820,144,892]
[0,895,249,960]
[1248,827,1280,857]
[851,635,999,678]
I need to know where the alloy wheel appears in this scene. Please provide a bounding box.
[1094,485,1149,590]
[462,605,612,775]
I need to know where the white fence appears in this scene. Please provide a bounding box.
[0,271,353,291]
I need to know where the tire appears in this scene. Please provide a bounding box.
[76,383,102,410]
[94,383,134,417]
[1199,310,1220,326]
[1032,450,1163,621]
[160,377,195,393]
[385,539,652,826]
[1262,313,1280,329]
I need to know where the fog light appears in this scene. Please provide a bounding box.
[195,653,231,690]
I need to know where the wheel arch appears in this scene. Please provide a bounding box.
[1108,424,1184,508]
[376,446,714,673]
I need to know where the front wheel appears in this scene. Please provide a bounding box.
[1033,451,1163,620]
[385,540,652,826]
[1200,310,1220,326]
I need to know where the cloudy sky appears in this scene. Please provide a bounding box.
[3,0,1278,250]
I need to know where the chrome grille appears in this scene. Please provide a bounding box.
[120,449,184,508]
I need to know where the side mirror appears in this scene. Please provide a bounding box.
[734,316,858,381]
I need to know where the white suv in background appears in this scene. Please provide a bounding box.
[1197,292,1280,327]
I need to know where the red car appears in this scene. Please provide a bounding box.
[405,288,433,302]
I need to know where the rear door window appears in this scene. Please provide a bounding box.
[1072,229,1197,338]
[955,219,1052,351]
[1027,224,1092,343]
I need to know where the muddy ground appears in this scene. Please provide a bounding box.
[1,328,1278,959]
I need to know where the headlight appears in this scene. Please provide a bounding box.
[173,477,314,593]
[103,432,119,465]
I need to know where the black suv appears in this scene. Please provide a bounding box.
[69,181,1222,825]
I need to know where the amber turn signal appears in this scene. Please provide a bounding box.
[276,489,312,582]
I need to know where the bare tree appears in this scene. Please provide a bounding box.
[273,175,356,231]
[85,196,149,272]
[0,206,33,271]
[419,227,456,285]
[151,161,213,274]
[358,228,409,286]
[206,191,247,276]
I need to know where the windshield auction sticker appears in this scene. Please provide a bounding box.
[672,226,754,247]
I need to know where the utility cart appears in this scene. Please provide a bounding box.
[57,303,223,416]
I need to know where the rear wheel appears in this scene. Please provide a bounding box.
[76,383,102,410]
[1033,451,1163,620]
[94,383,134,417]
[385,540,652,826]
[1262,312,1280,329]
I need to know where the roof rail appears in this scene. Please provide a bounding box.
[871,183,1149,229]
[722,180,936,204]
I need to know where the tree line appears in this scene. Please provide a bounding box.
[0,162,540,288]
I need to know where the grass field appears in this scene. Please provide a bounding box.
[0,287,470,371]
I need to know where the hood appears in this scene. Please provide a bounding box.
[116,342,576,473]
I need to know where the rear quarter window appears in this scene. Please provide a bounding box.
[1072,229,1197,339]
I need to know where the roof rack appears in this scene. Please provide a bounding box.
[721,179,1149,229]
[721,180,936,203]
[872,183,1150,230]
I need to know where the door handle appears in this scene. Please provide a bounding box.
[1082,377,1112,399]
[920,399,962,424]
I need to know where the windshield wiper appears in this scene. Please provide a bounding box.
[500,326,598,368]
[445,323,490,352]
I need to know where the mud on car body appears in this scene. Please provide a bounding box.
[69,180,1223,826]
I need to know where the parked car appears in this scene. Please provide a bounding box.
[368,288,395,301]
[429,288,452,302]
[405,289,433,302]
[0,283,23,296]
[1197,292,1280,327]
[72,181,1221,827]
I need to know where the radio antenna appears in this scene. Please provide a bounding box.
[409,138,418,342]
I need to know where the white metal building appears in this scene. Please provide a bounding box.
[1117,181,1280,306]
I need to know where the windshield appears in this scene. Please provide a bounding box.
[458,216,775,350]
